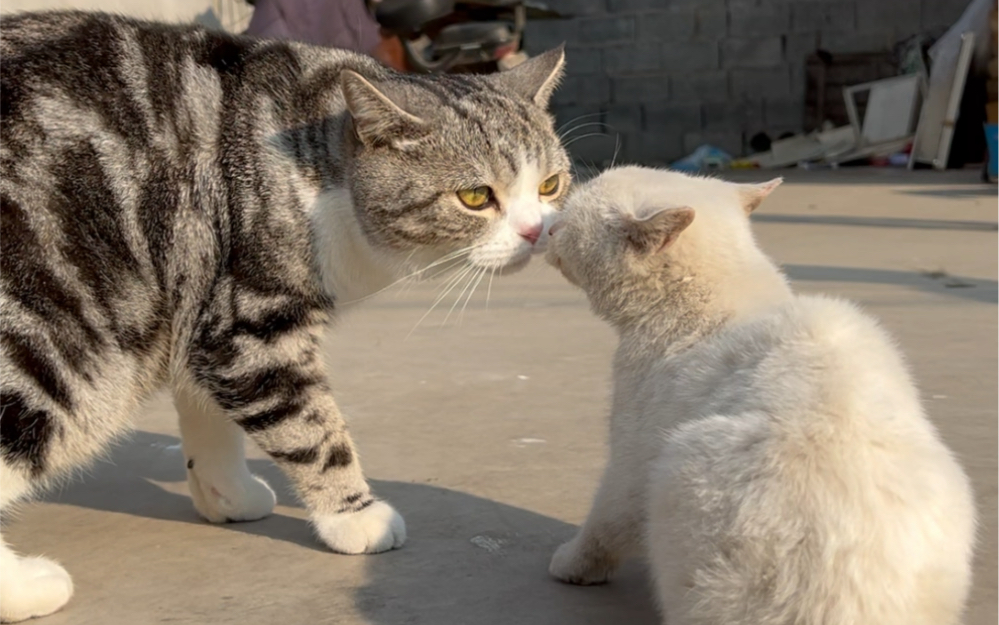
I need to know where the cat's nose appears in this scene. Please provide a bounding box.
[519,223,543,245]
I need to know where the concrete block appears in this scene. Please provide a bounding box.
[763,97,805,134]
[605,104,644,135]
[819,30,897,53]
[523,19,577,55]
[920,0,968,32]
[564,47,603,75]
[636,9,697,42]
[730,67,791,99]
[604,43,662,73]
[549,0,609,17]
[609,0,723,10]
[702,100,765,133]
[791,2,856,33]
[721,37,783,68]
[856,0,920,37]
[612,75,671,103]
[694,7,728,41]
[624,130,686,164]
[579,16,635,43]
[567,133,621,166]
[682,130,745,157]
[784,32,819,65]
[670,71,729,103]
[729,1,791,38]
[661,41,720,72]
[552,75,612,106]
[644,102,702,134]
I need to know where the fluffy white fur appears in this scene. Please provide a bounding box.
[545,166,976,625]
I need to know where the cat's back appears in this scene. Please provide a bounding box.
[647,295,976,625]
[666,293,925,435]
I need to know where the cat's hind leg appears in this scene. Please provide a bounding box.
[175,382,276,523]
[646,413,776,625]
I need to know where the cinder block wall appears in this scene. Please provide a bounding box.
[525,0,972,164]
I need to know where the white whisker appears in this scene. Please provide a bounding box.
[563,132,608,148]
[485,266,496,309]
[407,264,476,338]
[338,244,479,305]
[443,266,482,327]
[459,267,488,324]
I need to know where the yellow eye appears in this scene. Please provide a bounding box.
[539,174,560,196]
[457,186,491,209]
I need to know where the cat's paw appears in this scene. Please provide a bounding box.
[188,468,277,524]
[0,556,74,622]
[549,539,614,586]
[313,501,406,554]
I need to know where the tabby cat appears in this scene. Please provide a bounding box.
[0,11,570,621]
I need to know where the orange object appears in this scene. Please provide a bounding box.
[987,101,998,124]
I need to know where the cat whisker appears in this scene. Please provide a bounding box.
[485,266,496,310]
[458,266,488,324]
[563,132,609,148]
[558,121,609,141]
[556,112,602,134]
[610,134,622,169]
[444,266,483,327]
[338,245,479,305]
[406,264,477,338]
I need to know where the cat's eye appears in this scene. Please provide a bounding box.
[539,175,560,197]
[457,186,492,210]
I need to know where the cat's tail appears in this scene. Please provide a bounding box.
[645,411,974,625]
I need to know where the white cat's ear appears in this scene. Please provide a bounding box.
[622,207,695,256]
[341,70,428,148]
[488,45,565,108]
[739,178,783,214]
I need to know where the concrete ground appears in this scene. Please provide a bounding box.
[7,169,996,625]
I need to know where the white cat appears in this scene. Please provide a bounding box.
[545,166,976,625]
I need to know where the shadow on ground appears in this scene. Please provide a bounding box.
[753,213,998,232]
[43,430,658,625]
[784,264,998,304]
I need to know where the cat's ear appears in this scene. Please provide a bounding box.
[488,45,565,108]
[738,178,782,214]
[622,207,695,256]
[340,70,428,148]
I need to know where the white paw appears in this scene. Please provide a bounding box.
[549,539,613,586]
[0,557,74,623]
[188,468,276,524]
[313,501,406,554]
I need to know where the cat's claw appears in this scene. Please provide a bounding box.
[313,501,406,554]
[188,469,277,524]
[0,556,74,623]
[549,539,614,586]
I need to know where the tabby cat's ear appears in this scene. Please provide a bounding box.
[489,45,566,108]
[622,207,695,256]
[340,70,428,148]
[738,178,782,214]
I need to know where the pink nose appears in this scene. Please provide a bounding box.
[519,223,543,245]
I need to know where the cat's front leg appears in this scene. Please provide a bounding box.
[550,463,643,585]
[185,332,404,554]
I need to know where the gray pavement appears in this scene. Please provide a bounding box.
[9,169,997,625]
